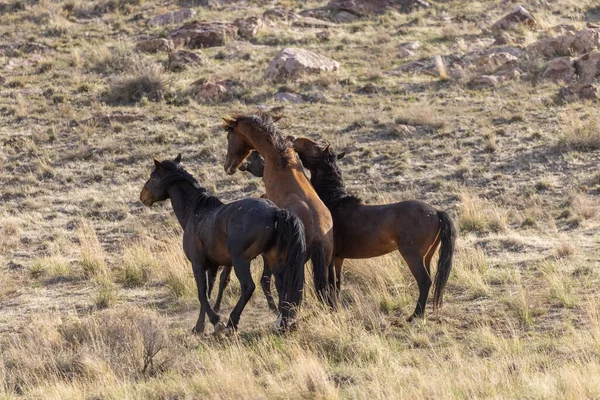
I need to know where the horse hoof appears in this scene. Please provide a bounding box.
[271,314,284,333]
[191,326,204,335]
[225,326,235,336]
[213,322,226,335]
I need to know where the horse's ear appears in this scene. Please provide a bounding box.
[286,135,296,142]
[323,144,331,153]
[222,116,235,129]
[153,159,162,168]
[174,153,182,163]
[337,152,346,160]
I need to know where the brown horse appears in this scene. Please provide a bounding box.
[222,113,338,309]
[239,139,456,321]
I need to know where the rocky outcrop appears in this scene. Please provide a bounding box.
[264,48,340,82]
[474,52,518,74]
[135,38,174,53]
[529,28,600,58]
[490,6,537,35]
[574,50,600,83]
[168,50,203,71]
[232,17,262,39]
[558,83,599,103]
[148,9,196,27]
[263,8,300,25]
[541,57,575,82]
[170,22,238,48]
[274,92,305,103]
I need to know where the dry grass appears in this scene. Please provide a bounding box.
[1,0,599,398]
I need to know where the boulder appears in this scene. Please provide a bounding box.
[316,31,332,41]
[541,57,575,82]
[168,50,203,71]
[574,50,600,83]
[326,0,430,16]
[274,92,305,103]
[264,48,340,82]
[474,52,518,74]
[148,9,196,27]
[192,81,229,102]
[135,38,174,53]
[468,75,499,90]
[170,22,238,48]
[558,83,599,103]
[529,28,600,58]
[232,17,262,39]
[490,6,537,35]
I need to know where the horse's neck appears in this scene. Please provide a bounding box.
[167,183,206,228]
[239,125,280,163]
[310,167,348,208]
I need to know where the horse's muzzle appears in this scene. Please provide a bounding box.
[139,188,153,206]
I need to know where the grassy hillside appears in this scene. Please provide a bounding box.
[1,0,599,398]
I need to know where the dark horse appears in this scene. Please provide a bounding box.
[140,154,306,333]
[236,139,456,321]
[222,113,338,309]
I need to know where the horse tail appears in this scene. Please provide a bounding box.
[273,209,306,317]
[433,210,457,312]
[310,240,330,307]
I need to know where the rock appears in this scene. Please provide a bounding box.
[468,75,499,90]
[541,57,575,82]
[474,52,518,74]
[274,92,305,103]
[192,81,229,102]
[558,83,599,103]
[263,8,300,25]
[398,41,420,58]
[529,28,600,58]
[305,90,330,103]
[168,50,203,71]
[232,17,262,39]
[356,83,380,94]
[292,16,336,28]
[575,50,600,83]
[494,32,514,45]
[399,48,415,58]
[316,31,331,41]
[326,0,430,16]
[491,6,537,35]
[135,38,175,53]
[148,9,196,27]
[170,22,238,49]
[264,48,340,82]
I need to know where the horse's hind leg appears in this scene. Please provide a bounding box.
[260,256,278,313]
[227,259,255,331]
[192,262,220,334]
[401,251,431,322]
[214,265,232,313]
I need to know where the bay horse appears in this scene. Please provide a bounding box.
[139,154,306,333]
[239,140,456,321]
[222,112,338,309]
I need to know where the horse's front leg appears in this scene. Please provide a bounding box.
[192,261,222,334]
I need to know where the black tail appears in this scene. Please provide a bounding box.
[273,209,306,321]
[311,241,331,307]
[433,211,457,311]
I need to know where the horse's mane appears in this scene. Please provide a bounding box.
[308,155,362,209]
[160,161,223,209]
[222,111,294,167]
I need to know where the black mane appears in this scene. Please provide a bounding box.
[160,161,223,209]
[223,112,293,167]
[307,155,362,209]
